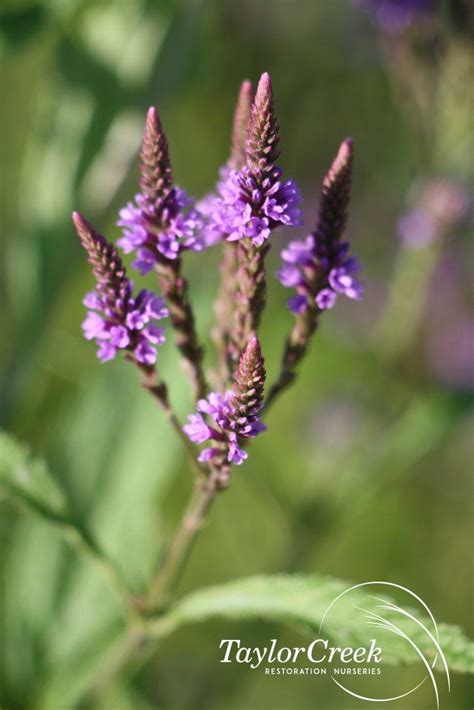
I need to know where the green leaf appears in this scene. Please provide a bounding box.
[153,575,474,674]
[90,677,161,710]
[35,619,126,710]
[0,430,67,520]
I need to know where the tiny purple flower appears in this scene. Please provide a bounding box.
[97,341,117,363]
[183,413,212,444]
[133,248,157,275]
[143,324,166,345]
[288,294,309,314]
[134,340,158,365]
[82,311,107,340]
[329,265,364,300]
[109,325,130,348]
[277,264,302,288]
[316,288,338,310]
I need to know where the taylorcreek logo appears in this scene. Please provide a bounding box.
[219,582,450,708]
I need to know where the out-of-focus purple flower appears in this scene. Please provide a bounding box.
[398,208,437,249]
[427,253,474,390]
[277,139,364,313]
[203,74,302,247]
[73,212,168,364]
[351,0,435,34]
[183,337,266,466]
[117,108,205,273]
[398,179,471,249]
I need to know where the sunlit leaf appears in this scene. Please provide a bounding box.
[155,575,474,674]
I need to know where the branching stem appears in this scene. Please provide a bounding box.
[145,471,221,612]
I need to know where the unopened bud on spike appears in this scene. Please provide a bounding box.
[140,107,174,211]
[246,71,280,176]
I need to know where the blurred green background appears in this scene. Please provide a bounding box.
[0,0,472,708]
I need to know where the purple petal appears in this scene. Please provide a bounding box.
[287,294,309,314]
[134,341,156,365]
[143,324,166,345]
[315,288,337,310]
[97,342,117,362]
[109,325,130,348]
[82,312,107,340]
[183,414,212,444]
[277,264,302,288]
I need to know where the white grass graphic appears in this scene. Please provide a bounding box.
[319,581,450,706]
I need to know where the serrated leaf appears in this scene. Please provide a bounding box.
[154,575,474,674]
[35,618,125,710]
[0,430,67,519]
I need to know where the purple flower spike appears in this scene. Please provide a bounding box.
[115,106,208,399]
[183,337,266,471]
[117,108,205,267]
[277,138,364,313]
[267,139,363,407]
[73,212,168,365]
[205,73,302,248]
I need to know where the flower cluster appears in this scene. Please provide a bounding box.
[183,337,266,466]
[278,138,364,314]
[206,166,301,247]
[82,287,168,364]
[118,188,204,273]
[204,73,302,247]
[117,108,204,274]
[278,234,364,314]
[73,212,168,365]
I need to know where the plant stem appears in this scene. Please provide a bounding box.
[211,241,238,388]
[155,259,208,400]
[145,471,221,612]
[81,469,221,700]
[264,308,317,411]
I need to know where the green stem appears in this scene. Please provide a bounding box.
[145,472,221,612]
[264,308,317,411]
